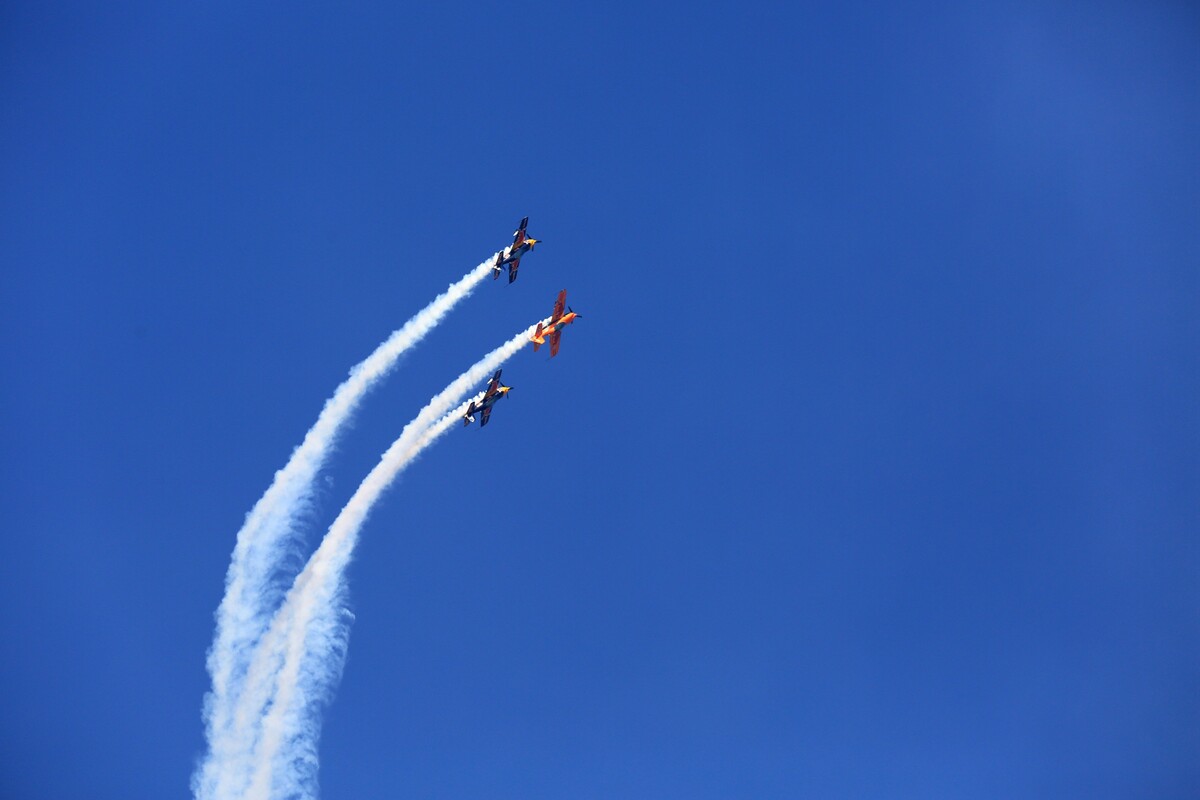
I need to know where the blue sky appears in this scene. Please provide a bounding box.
[2,1,1198,797]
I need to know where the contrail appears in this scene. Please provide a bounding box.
[194,255,497,800]
[236,322,543,800]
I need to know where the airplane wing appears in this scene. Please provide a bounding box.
[507,258,520,283]
[480,405,492,427]
[550,289,566,323]
[549,328,562,357]
[511,216,528,247]
[483,369,502,399]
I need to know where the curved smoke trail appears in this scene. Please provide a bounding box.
[194,255,497,800]
[232,322,543,800]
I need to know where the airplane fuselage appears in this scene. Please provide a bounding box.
[534,312,578,342]
[498,241,534,265]
[475,393,503,412]
[464,384,510,424]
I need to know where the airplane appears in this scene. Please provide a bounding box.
[492,216,540,283]
[531,289,581,358]
[463,369,511,427]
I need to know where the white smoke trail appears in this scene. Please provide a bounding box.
[194,255,497,800]
[238,322,542,800]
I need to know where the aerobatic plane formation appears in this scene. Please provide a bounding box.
[462,217,583,429]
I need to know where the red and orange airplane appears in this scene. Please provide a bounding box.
[531,289,581,357]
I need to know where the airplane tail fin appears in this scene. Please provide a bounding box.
[464,402,476,425]
[492,254,502,279]
[532,323,543,351]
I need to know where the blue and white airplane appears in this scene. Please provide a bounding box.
[492,217,540,283]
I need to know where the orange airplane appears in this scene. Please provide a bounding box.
[531,289,581,357]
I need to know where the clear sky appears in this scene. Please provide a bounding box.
[2,1,1198,797]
